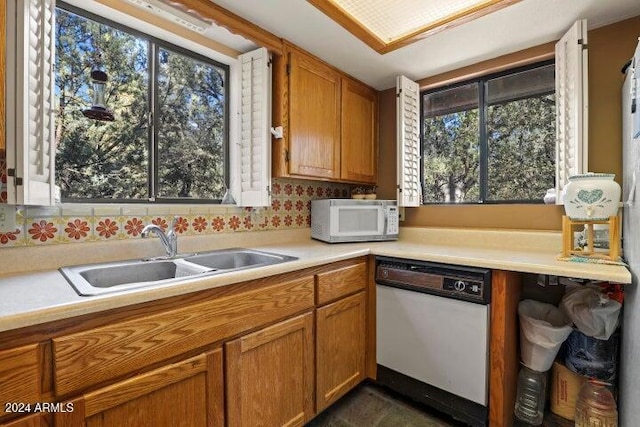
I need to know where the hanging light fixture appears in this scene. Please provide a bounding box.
[83,52,114,122]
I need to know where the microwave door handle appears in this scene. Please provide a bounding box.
[380,206,386,234]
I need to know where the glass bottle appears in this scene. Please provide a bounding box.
[575,380,618,427]
[514,365,547,425]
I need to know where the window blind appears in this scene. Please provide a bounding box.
[237,47,272,207]
[6,0,57,205]
[555,19,589,204]
[396,75,422,207]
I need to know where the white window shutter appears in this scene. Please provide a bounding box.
[237,47,272,207]
[555,19,588,204]
[396,75,421,207]
[6,0,57,206]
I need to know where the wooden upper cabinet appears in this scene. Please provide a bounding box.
[55,350,224,427]
[288,47,341,180]
[226,312,314,427]
[276,44,378,184]
[316,292,366,412]
[340,78,377,184]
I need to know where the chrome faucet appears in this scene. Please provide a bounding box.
[141,218,178,258]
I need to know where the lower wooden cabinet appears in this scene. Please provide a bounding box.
[316,292,366,411]
[0,344,42,420]
[0,413,49,427]
[55,350,223,427]
[51,276,314,398]
[0,259,371,427]
[226,312,314,427]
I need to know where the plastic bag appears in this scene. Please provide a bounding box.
[564,329,619,381]
[519,300,573,372]
[560,285,621,340]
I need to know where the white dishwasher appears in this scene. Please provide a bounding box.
[375,257,491,427]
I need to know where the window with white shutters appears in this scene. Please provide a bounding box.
[237,47,272,207]
[52,5,230,202]
[6,0,57,206]
[555,19,589,204]
[5,1,274,205]
[404,23,587,206]
[396,75,421,207]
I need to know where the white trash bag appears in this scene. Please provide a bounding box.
[519,300,573,372]
[560,284,621,340]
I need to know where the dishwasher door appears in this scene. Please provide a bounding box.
[376,283,490,405]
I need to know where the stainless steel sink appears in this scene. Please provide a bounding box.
[184,249,296,270]
[61,248,297,296]
[79,261,181,288]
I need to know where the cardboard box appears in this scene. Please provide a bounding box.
[550,360,587,420]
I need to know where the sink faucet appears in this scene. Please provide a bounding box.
[141,218,178,258]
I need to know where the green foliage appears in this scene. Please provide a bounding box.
[423,110,480,203]
[54,8,226,201]
[486,95,555,201]
[156,48,226,199]
[422,92,555,204]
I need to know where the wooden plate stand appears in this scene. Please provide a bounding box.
[561,215,620,261]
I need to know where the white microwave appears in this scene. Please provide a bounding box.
[311,199,399,243]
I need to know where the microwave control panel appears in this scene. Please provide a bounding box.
[387,206,399,235]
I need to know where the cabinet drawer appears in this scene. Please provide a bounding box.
[53,276,314,396]
[316,261,367,305]
[0,344,41,418]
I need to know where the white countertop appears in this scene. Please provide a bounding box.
[0,227,631,333]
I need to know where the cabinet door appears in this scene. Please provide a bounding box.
[0,344,41,420]
[226,312,314,427]
[0,413,49,427]
[288,49,341,179]
[316,292,366,412]
[55,350,223,427]
[340,78,377,183]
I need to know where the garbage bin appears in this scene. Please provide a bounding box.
[519,300,573,372]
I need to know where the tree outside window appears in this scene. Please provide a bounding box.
[421,62,556,204]
[54,5,228,202]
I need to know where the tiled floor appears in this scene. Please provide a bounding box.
[306,383,465,427]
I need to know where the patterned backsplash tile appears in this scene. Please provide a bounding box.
[0,177,350,248]
[0,149,7,204]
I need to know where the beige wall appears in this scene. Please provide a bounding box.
[378,16,640,231]
[587,16,640,178]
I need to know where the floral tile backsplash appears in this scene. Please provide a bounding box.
[0,177,351,248]
[0,149,7,204]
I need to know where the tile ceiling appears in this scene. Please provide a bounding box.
[331,0,507,42]
[308,0,520,53]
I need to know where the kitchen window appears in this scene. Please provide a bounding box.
[421,61,556,204]
[54,3,229,203]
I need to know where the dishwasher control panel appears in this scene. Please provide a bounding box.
[442,277,484,298]
[375,257,491,304]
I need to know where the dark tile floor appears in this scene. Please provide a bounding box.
[306,383,466,427]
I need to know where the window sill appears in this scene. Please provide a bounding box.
[20,203,243,219]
